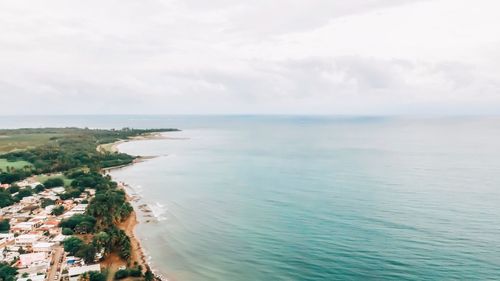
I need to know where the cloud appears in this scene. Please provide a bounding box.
[0,0,499,115]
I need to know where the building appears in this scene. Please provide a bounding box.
[68,264,101,281]
[18,252,47,267]
[32,242,54,252]
[14,234,39,248]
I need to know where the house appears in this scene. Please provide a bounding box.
[20,196,39,205]
[17,275,45,281]
[68,264,101,281]
[18,252,47,267]
[14,234,39,248]
[52,187,65,194]
[32,242,54,252]
[63,204,88,218]
[51,234,66,244]
[11,222,37,233]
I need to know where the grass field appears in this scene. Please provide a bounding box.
[0,159,33,171]
[35,174,73,186]
[0,133,63,153]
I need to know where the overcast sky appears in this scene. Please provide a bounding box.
[0,0,499,115]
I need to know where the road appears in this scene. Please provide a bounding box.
[46,246,64,281]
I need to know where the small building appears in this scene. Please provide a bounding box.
[14,234,39,248]
[18,252,47,267]
[17,275,45,281]
[11,221,37,233]
[68,264,101,281]
[21,196,39,205]
[52,187,65,194]
[32,242,54,252]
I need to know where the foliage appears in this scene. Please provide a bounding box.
[6,185,19,194]
[0,219,10,233]
[87,188,132,229]
[63,236,84,255]
[145,268,154,281]
[0,263,17,281]
[43,177,65,188]
[0,190,14,208]
[51,205,65,216]
[59,214,96,234]
[114,269,129,279]
[13,188,33,202]
[41,198,55,208]
[34,184,45,193]
[87,271,106,281]
[62,228,74,235]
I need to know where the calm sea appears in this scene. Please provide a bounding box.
[3,115,500,280]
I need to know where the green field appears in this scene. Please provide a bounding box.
[0,133,64,153]
[0,158,33,171]
[35,174,73,186]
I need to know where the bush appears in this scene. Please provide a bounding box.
[44,178,65,188]
[114,269,129,279]
[62,228,74,235]
[63,236,84,255]
[0,219,9,233]
[41,198,55,208]
[34,184,45,193]
[13,188,32,201]
[6,185,19,194]
[51,205,65,216]
[129,267,142,277]
[88,271,106,281]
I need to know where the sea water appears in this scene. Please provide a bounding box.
[3,116,500,280]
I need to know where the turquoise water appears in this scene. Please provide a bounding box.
[107,116,500,281]
[2,116,500,280]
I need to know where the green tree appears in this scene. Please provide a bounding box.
[0,219,9,233]
[51,205,65,216]
[43,178,65,188]
[63,236,84,255]
[0,263,17,281]
[88,271,106,281]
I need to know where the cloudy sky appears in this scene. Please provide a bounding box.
[0,0,499,115]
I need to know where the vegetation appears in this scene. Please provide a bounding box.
[0,263,17,281]
[0,159,32,171]
[114,266,142,279]
[0,127,179,273]
[51,205,65,216]
[60,214,97,234]
[85,271,106,281]
[41,198,55,208]
[0,190,14,208]
[0,219,10,233]
[43,177,65,188]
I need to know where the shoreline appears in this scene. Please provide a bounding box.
[100,132,167,281]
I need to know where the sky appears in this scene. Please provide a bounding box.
[0,0,499,115]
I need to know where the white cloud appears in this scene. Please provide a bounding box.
[0,0,499,115]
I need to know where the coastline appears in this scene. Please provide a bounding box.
[100,132,167,281]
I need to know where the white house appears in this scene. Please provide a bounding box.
[32,242,54,252]
[14,234,39,248]
[68,264,101,281]
[19,252,47,267]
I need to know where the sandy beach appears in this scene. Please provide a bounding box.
[99,133,166,280]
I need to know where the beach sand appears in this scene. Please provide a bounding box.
[99,133,167,280]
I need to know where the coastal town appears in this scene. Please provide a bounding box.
[0,175,104,281]
[0,128,177,281]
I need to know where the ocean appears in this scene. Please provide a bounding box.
[3,115,500,280]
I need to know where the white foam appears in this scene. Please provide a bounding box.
[150,202,167,221]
